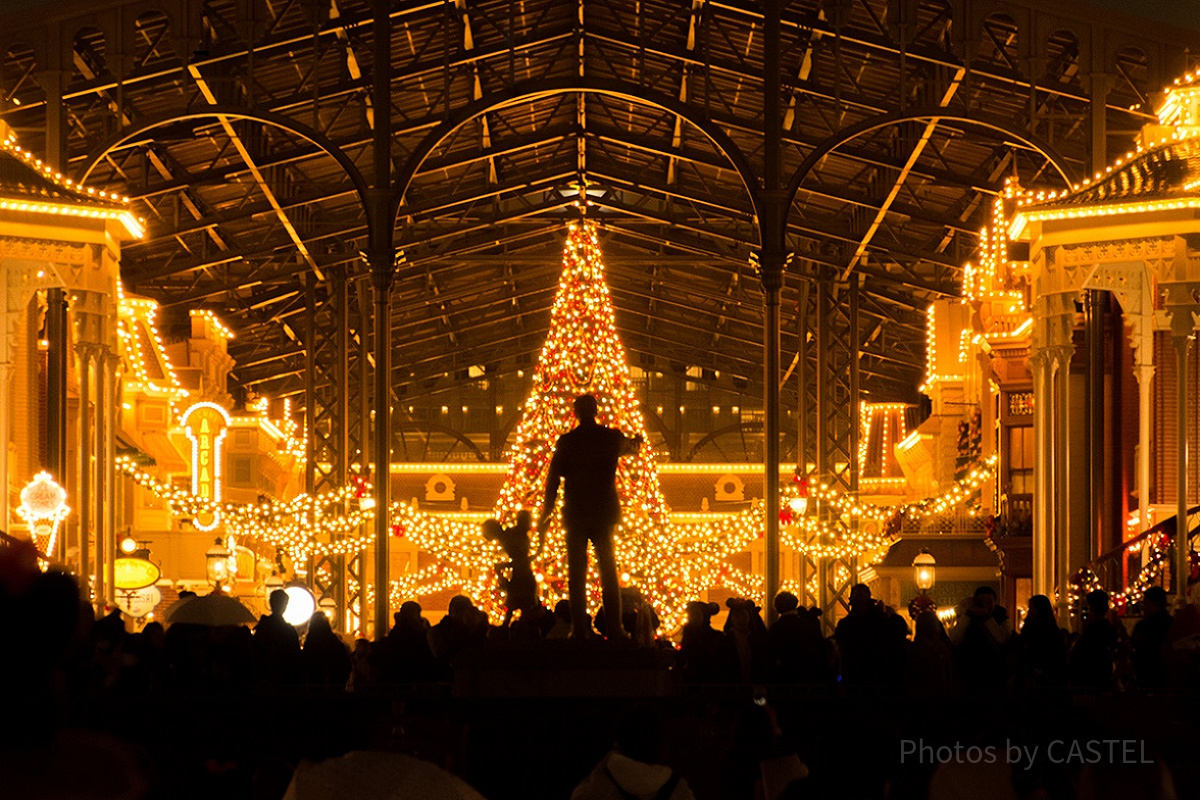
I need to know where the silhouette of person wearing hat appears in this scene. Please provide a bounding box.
[539,394,642,639]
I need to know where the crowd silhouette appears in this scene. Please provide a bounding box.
[6,540,1200,704]
[5,535,1200,800]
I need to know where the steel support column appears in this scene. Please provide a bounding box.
[346,276,372,636]
[813,277,861,626]
[371,0,395,641]
[758,0,786,625]
[304,268,350,625]
[796,277,817,608]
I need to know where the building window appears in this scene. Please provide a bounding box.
[1007,425,1034,495]
[232,455,253,486]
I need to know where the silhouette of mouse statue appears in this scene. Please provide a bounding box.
[483,510,539,626]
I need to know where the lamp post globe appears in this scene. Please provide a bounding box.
[318,594,337,623]
[913,549,936,592]
[908,549,938,620]
[205,538,230,589]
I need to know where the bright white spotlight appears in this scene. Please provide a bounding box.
[282,585,316,626]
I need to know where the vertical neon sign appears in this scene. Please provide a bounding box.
[180,402,231,531]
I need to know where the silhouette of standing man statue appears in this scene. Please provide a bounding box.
[540,393,643,640]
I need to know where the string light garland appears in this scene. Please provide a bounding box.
[120,221,998,631]
[0,127,145,238]
[1068,534,1171,610]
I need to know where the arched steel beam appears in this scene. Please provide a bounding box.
[684,421,797,463]
[396,421,487,462]
[78,106,372,214]
[391,76,761,242]
[784,108,1075,218]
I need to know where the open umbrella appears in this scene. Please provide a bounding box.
[165,593,257,626]
[283,751,487,800]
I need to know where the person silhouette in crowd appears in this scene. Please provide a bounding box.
[679,601,735,684]
[1015,594,1066,688]
[92,609,128,692]
[724,597,769,684]
[595,587,661,644]
[905,610,957,696]
[129,620,166,692]
[540,393,643,640]
[429,595,488,675]
[794,607,835,685]
[483,510,539,626]
[950,585,1011,692]
[767,592,805,684]
[833,583,890,686]
[1070,589,1120,689]
[572,705,695,800]
[625,588,662,646]
[348,638,374,690]
[375,601,437,683]
[546,599,574,639]
[1163,601,1200,685]
[252,588,301,685]
[721,699,809,800]
[510,602,551,642]
[1131,586,1172,688]
[302,611,351,689]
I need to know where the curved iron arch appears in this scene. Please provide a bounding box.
[79,106,371,212]
[684,421,798,463]
[391,76,762,237]
[395,421,487,462]
[784,108,1075,216]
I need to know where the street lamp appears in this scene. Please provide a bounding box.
[318,594,337,623]
[283,585,316,627]
[908,548,937,619]
[205,538,230,590]
[788,476,809,517]
[913,549,936,592]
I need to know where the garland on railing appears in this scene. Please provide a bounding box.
[1068,533,1171,609]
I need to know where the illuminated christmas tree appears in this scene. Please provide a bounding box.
[494,219,668,524]
[489,220,682,614]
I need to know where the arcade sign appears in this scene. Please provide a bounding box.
[180,402,231,531]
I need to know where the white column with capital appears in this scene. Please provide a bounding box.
[1165,292,1200,608]
[1031,293,1076,610]
[1134,364,1155,536]
[102,350,119,607]
[1,260,64,538]
[1031,349,1052,597]
[77,344,93,595]
[1051,343,1076,623]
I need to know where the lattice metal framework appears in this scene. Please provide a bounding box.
[2,0,1192,416]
